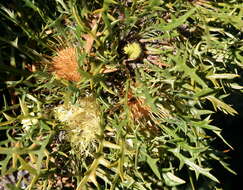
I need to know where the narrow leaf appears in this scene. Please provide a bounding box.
[19,98,29,116]
[207,73,239,80]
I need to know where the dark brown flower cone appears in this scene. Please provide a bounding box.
[51,47,81,82]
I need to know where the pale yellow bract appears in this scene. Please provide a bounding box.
[54,97,100,157]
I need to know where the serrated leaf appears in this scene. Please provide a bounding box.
[143,152,161,180]
[213,130,233,150]
[100,81,116,95]
[0,154,12,175]
[162,172,186,186]
[39,120,50,130]
[18,155,38,175]
[184,159,219,183]
[34,136,51,172]
[159,8,196,31]
[179,143,208,154]
[168,148,185,170]
[209,153,236,175]
[190,117,221,132]
[218,160,236,175]
[171,150,219,183]
[1,6,16,20]
[194,88,217,98]
[191,108,215,117]
[172,53,207,88]
[206,96,238,115]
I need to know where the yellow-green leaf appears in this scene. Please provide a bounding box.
[162,172,186,186]
[206,96,238,115]
[207,73,239,80]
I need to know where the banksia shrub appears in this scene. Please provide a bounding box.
[0,0,242,190]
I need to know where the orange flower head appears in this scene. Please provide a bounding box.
[51,47,81,82]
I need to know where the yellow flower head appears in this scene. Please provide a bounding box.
[124,42,142,60]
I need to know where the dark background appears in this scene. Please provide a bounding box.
[213,91,243,190]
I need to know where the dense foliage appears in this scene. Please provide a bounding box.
[0,0,242,189]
